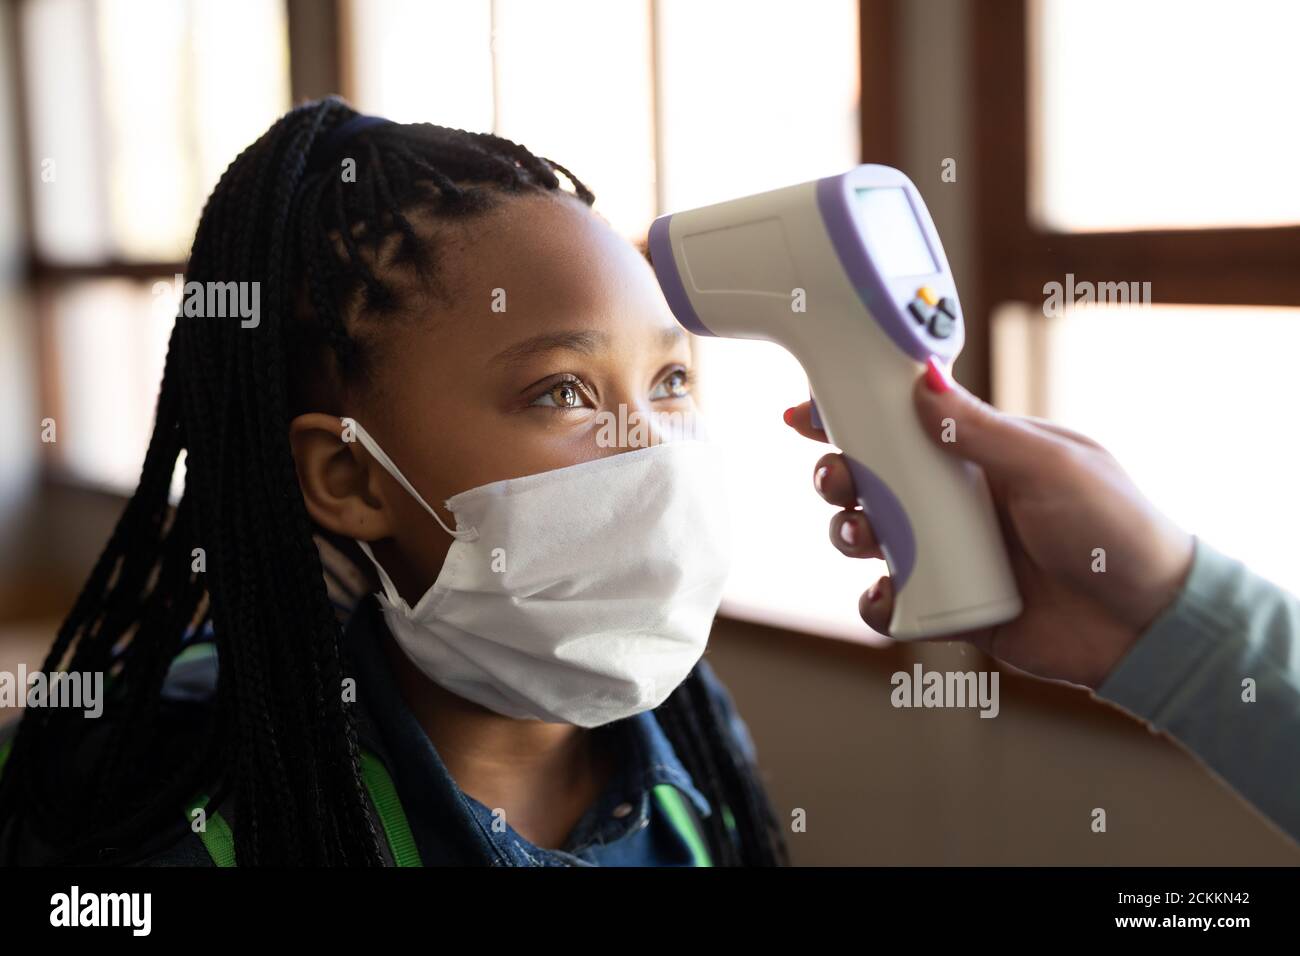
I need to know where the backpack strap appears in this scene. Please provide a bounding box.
[183,793,237,867]
[0,735,232,866]
[182,747,422,867]
[653,784,715,867]
[359,748,421,866]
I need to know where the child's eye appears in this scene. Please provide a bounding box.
[649,367,694,400]
[530,375,596,410]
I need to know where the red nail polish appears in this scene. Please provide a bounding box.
[924,356,953,394]
[783,406,796,425]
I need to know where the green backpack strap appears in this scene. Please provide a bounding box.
[0,738,236,866]
[359,748,421,866]
[181,747,421,867]
[0,735,236,865]
[0,718,238,865]
[653,784,720,867]
[184,794,237,867]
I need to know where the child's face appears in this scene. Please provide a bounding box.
[292,190,697,599]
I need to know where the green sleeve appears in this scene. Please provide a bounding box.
[1091,535,1300,845]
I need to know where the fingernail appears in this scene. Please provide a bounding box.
[838,517,858,548]
[864,582,880,604]
[924,355,953,394]
[814,465,829,493]
[783,406,796,425]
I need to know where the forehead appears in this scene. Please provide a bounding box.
[378,191,674,338]
[434,191,655,310]
[347,190,682,384]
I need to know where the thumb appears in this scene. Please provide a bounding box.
[913,357,1063,482]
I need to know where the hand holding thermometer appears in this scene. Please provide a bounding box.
[648,164,1022,640]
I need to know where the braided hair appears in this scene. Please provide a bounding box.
[0,97,789,866]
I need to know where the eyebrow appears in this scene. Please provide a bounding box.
[489,325,685,367]
[490,329,610,367]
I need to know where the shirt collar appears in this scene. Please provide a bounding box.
[495,706,713,860]
[624,708,713,820]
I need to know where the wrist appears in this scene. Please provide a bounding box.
[1132,529,1197,634]
[1093,531,1196,689]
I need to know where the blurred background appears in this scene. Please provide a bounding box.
[0,0,1297,864]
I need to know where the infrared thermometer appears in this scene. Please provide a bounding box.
[648,164,1021,640]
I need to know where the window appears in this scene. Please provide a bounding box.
[1030,0,1300,231]
[978,0,1300,595]
[40,279,177,493]
[21,0,290,263]
[995,302,1300,595]
[17,0,290,495]
[344,0,655,241]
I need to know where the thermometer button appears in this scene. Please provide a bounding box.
[928,309,956,338]
[907,301,930,325]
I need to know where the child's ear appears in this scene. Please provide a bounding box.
[289,413,396,542]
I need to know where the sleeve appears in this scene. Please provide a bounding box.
[694,656,761,767]
[1091,535,1300,845]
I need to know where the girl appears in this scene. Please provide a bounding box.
[0,98,788,867]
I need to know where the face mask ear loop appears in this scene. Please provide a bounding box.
[355,539,406,608]
[342,417,479,542]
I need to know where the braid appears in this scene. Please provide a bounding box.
[0,96,783,867]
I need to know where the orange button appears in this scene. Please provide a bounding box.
[917,286,938,306]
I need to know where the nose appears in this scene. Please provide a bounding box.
[598,393,679,451]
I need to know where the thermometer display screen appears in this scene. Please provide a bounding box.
[854,187,937,278]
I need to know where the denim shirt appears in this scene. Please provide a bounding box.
[340,595,743,866]
[461,710,716,866]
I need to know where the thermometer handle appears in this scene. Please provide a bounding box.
[805,350,1021,640]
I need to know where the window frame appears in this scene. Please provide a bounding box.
[11,0,340,285]
[9,0,340,481]
[970,0,1300,335]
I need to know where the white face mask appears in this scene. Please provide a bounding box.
[345,419,733,728]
